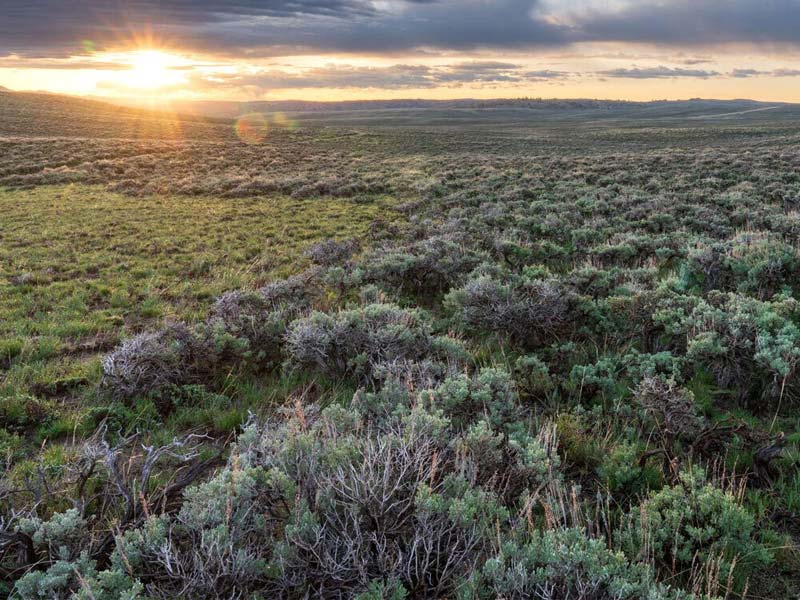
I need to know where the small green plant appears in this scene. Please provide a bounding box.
[597,442,644,495]
[619,467,771,593]
[474,528,687,600]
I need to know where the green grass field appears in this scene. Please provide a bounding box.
[0,184,393,451]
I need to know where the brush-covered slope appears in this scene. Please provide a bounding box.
[0,88,232,140]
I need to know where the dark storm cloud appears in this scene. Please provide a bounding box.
[0,0,392,56]
[166,0,569,57]
[0,0,566,57]
[1,0,799,58]
[572,0,800,46]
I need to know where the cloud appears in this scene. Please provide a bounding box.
[0,0,568,57]
[433,62,525,83]
[180,63,797,94]
[561,0,800,46]
[120,61,572,94]
[237,64,441,90]
[597,66,720,79]
[729,68,800,78]
[680,58,713,65]
[2,0,800,60]
[176,0,570,57]
[523,69,570,80]
[0,56,129,70]
[730,68,768,78]
[596,65,800,80]
[0,0,387,56]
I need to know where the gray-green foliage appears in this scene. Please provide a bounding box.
[619,468,771,586]
[12,376,663,600]
[101,323,217,401]
[285,302,465,383]
[14,551,141,600]
[445,274,570,349]
[361,235,485,298]
[101,270,323,400]
[654,290,800,404]
[472,528,687,600]
[680,234,800,299]
[13,510,141,600]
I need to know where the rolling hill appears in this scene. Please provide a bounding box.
[0,88,233,140]
[126,96,800,127]
[2,88,800,141]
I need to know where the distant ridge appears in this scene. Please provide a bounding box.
[164,97,648,117]
[2,87,798,140]
[111,96,796,120]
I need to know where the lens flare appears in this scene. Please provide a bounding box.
[272,112,298,131]
[234,112,300,144]
[234,113,269,144]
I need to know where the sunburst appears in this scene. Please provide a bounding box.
[123,49,184,90]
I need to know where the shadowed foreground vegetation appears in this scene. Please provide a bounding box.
[1,92,799,599]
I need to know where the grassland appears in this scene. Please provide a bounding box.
[1,91,799,599]
[1,184,392,452]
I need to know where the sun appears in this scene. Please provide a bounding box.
[124,50,184,90]
[89,46,194,98]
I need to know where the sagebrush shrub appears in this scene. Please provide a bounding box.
[113,463,277,598]
[432,367,522,432]
[285,303,463,383]
[208,290,289,368]
[656,291,800,405]
[304,238,358,266]
[618,467,770,591]
[596,442,645,496]
[101,323,216,401]
[513,353,553,398]
[13,551,141,600]
[474,528,687,600]
[258,267,323,309]
[102,270,327,399]
[681,234,800,299]
[361,235,484,298]
[446,275,570,349]
[633,377,703,446]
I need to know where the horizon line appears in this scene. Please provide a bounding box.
[2,86,797,108]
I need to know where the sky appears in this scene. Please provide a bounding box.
[1,0,800,102]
